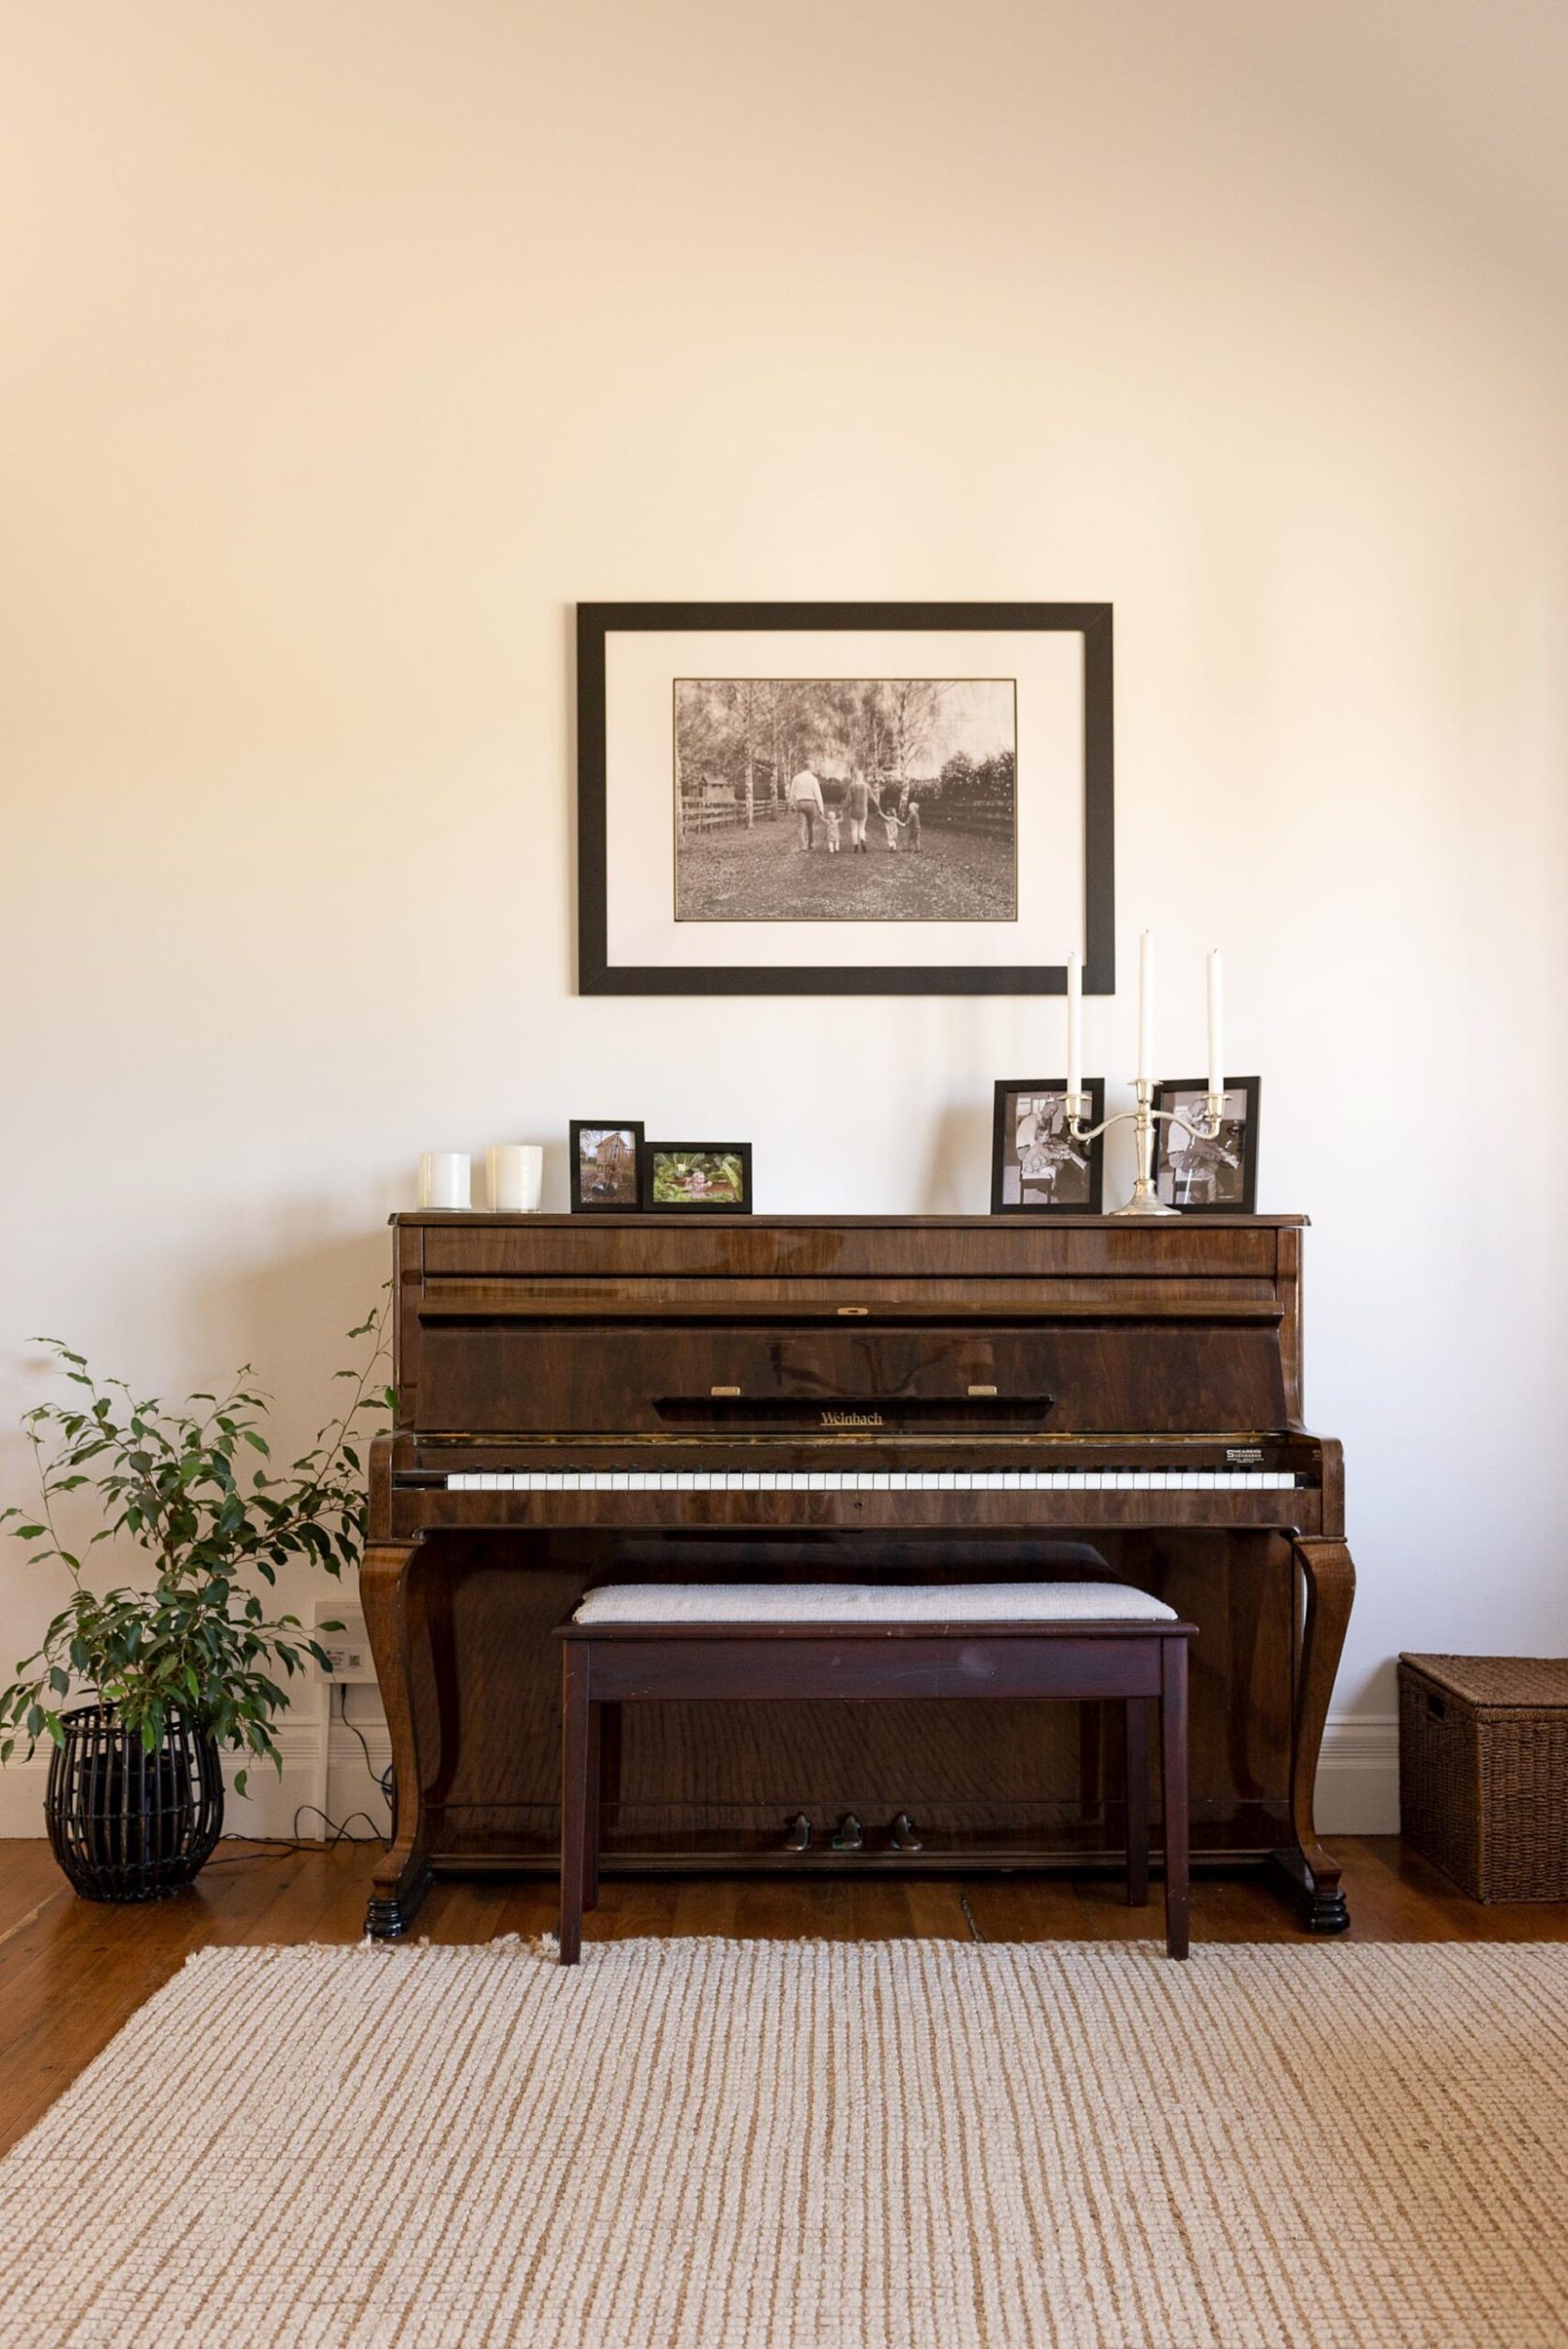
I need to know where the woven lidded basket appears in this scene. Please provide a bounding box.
[1399,1655,1568,1903]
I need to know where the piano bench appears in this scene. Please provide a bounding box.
[555,1582,1195,1965]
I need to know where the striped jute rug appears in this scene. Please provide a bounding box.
[2,1937,1566,2348]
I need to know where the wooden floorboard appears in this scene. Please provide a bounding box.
[2,1836,1565,2157]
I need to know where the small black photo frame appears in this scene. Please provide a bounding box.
[569,1120,644,1213]
[1153,1079,1260,1213]
[642,1143,753,1213]
[991,1080,1105,1213]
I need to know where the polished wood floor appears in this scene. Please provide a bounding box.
[2,1836,1565,2156]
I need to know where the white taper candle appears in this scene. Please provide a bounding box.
[1206,948,1224,1101]
[1066,949,1082,1101]
[1137,929,1154,1084]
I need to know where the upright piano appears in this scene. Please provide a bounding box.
[362,1212,1354,1938]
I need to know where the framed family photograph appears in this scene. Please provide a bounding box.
[577,602,1114,996]
[1153,1079,1261,1213]
[568,1120,644,1213]
[642,1143,753,1214]
[990,1080,1106,1214]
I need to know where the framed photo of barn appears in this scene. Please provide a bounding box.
[576,602,1114,996]
[568,1120,644,1213]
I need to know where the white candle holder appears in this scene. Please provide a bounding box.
[1067,1083,1228,1218]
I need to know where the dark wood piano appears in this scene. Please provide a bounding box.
[363,1211,1354,1939]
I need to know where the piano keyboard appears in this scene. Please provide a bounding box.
[438,1469,1300,1493]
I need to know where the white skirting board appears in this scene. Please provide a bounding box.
[0,1714,1400,1839]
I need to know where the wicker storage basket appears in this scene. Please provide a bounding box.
[1399,1655,1568,1903]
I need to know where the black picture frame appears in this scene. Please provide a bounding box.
[641,1143,754,1214]
[1153,1079,1261,1214]
[576,601,1114,997]
[568,1120,644,1214]
[990,1079,1106,1215]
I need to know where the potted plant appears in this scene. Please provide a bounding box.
[0,1310,390,1900]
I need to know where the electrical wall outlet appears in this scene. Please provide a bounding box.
[312,1602,378,1683]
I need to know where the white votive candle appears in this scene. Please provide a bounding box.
[1137,930,1154,1084]
[488,1143,543,1214]
[418,1151,471,1211]
[1206,948,1225,1102]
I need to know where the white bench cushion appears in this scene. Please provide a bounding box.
[573,1580,1176,1626]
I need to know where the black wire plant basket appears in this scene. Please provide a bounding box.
[45,1703,224,1901]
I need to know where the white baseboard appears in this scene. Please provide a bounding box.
[0,1719,393,1843]
[0,1712,1402,1840]
[1314,1714,1401,1835]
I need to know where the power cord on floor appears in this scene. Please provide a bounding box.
[207,1685,395,1859]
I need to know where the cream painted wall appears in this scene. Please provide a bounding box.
[4,1,1567,1834]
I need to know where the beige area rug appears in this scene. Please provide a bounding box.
[2,1937,1567,2349]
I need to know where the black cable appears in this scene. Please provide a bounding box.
[339,1683,380,1789]
[337,1678,396,1811]
[289,1805,384,1847]
[207,1686,395,1859]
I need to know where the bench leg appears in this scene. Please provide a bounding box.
[560,1643,592,1965]
[584,1702,602,1914]
[1160,1638,1190,1961]
[1125,1696,1151,1907]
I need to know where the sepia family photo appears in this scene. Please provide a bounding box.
[674,677,1017,925]
[990,1081,1105,1214]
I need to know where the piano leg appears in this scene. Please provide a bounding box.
[1272,1535,1357,1935]
[361,1541,435,1940]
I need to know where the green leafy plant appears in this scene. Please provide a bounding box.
[0,1306,392,1796]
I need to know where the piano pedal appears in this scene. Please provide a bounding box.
[782,1812,813,1854]
[889,1811,924,1855]
[831,1812,864,1854]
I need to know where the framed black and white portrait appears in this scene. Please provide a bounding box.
[1153,1079,1260,1213]
[990,1080,1105,1214]
[577,603,1114,996]
[568,1120,644,1213]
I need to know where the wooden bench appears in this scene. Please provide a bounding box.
[557,1581,1194,1963]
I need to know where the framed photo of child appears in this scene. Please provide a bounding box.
[641,1143,753,1213]
[1152,1079,1260,1212]
[990,1081,1105,1214]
